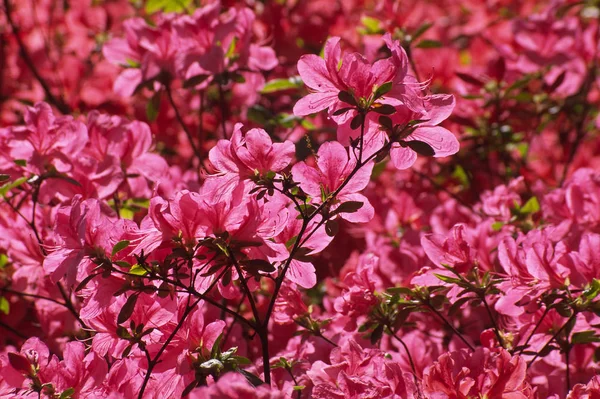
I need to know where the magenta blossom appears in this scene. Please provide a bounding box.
[292,141,374,223]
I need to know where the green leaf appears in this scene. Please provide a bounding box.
[372,103,396,115]
[0,174,9,182]
[211,333,223,358]
[225,36,239,59]
[117,294,138,325]
[403,140,435,156]
[0,296,9,315]
[14,159,27,167]
[75,273,99,292]
[387,286,413,295]
[0,176,28,197]
[491,221,505,231]
[145,0,192,14]
[332,201,363,215]
[146,91,161,122]
[572,331,600,344]
[59,388,75,399]
[411,22,433,41]
[370,324,384,344]
[338,91,357,106]
[183,74,210,88]
[238,368,265,387]
[350,113,364,130]
[373,81,393,99]
[359,16,383,34]
[119,208,135,220]
[333,107,353,116]
[434,273,462,284]
[129,264,148,276]
[520,197,540,215]
[379,115,393,130]
[325,219,339,237]
[293,385,306,391]
[112,240,131,257]
[242,259,275,274]
[261,77,303,94]
[415,39,443,49]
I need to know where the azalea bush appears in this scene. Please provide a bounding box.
[1,0,600,398]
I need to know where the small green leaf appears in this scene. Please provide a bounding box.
[0,174,9,182]
[360,16,383,34]
[416,39,443,49]
[325,219,339,237]
[332,201,364,215]
[350,113,365,130]
[434,273,462,284]
[520,197,540,215]
[183,74,210,88]
[242,259,275,274]
[14,159,27,167]
[338,91,357,106]
[0,176,28,197]
[145,0,192,14]
[370,324,384,344]
[373,81,393,99]
[129,264,148,276]
[491,221,505,231]
[403,140,435,156]
[411,22,433,41]
[0,296,9,315]
[293,385,306,391]
[372,103,396,115]
[225,36,239,59]
[261,77,303,93]
[386,287,413,295]
[117,294,138,325]
[572,331,600,344]
[238,368,265,387]
[146,91,161,122]
[59,388,75,399]
[112,240,131,257]
[379,116,393,130]
[333,107,353,116]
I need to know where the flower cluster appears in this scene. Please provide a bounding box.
[1,0,600,398]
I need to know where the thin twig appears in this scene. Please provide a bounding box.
[165,83,203,161]
[2,0,71,114]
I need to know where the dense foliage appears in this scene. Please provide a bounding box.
[1,0,600,398]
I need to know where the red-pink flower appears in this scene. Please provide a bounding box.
[423,347,534,399]
[292,141,374,223]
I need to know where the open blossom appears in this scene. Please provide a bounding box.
[292,141,374,223]
[423,347,534,398]
[2,338,108,398]
[307,339,414,398]
[208,123,295,193]
[8,102,88,175]
[293,36,396,117]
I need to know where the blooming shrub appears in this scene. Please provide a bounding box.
[1,0,600,398]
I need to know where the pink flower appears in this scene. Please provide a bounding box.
[188,371,286,399]
[423,347,534,398]
[293,36,396,117]
[8,102,88,175]
[307,339,414,399]
[568,376,600,399]
[208,123,295,193]
[292,141,374,223]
